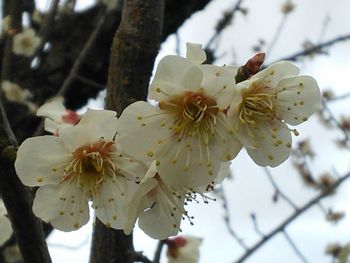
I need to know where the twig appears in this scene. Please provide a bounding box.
[263,167,298,210]
[322,100,350,145]
[250,213,265,238]
[75,75,106,90]
[205,0,245,49]
[270,34,350,64]
[217,185,248,250]
[282,230,308,263]
[32,0,60,59]
[0,0,22,81]
[33,14,106,136]
[326,91,350,102]
[265,14,288,58]
[153,240,166,263]
[235,172,350,262]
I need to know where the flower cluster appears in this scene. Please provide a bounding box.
[14,43,321,239]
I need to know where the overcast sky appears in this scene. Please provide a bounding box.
[34,0,350,262]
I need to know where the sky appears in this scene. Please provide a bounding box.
[34,0,350,262]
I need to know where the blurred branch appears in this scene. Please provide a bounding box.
[217,185,248,251]
[325,91,350,102]
[153,240,166,263]
[1,0,22,81]
[32,0,60,59]
[33,14,107,136]
[265,14,288,58]
[321,100,350,147]
[90,0,164,262]
[263,167,298,211]
[250,213,265,238]
[236,171,350,262]
[205,0,245,49]
[282,230,308,263]
[270,34,350,63]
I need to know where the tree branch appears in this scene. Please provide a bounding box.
[270,34,350,64]
[0,147,51,263]
[90,0,164,262]
[236,172,350,262]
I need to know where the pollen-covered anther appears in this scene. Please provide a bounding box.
[159,91,219,141]
[238,85,277,125]
[61,139,117,197]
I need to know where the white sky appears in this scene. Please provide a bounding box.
[37,0,350,262]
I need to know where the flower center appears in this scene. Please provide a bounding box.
[159,91,219,140]
[62,139,117,197]
[21,37,33,48]
[239,85,277,126]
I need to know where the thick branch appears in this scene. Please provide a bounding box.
[105,0,164,114]
[0,147,51,263]
[90,0,164,262]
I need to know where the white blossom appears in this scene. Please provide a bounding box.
[13,28,41,57]
[36,97,80,135]
[167,235,203,263]
[0,200,12,246]
[227,61,321,166]
[1,81,36,112]
[124,161,230,239]
[117,43,241,189]
[15,110,147,231]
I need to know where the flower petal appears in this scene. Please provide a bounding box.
[200,64,237,109]
[0,216,12,245]
[33,183,90,231]
[186,43,206,64]
[36,97,65,121]
[149,55,203,101]
[157,135,221,189]
[276,75,321,125]
[244,120,292,167]
[123,174,158,235]
[15,136,71,187]
[94,177,135,229]
[60,110,118,151]
[116,101,171,162]
[251,61,299,88]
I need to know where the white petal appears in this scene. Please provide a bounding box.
[116,101,171,162]
[276,75,321,125]
[94,177,134,229]
[60,109,118,151]
[114,143,149,182]
[0,216,12,245]
[186,43,206,64]
[33,183,90,231]
[36,97,65,121]
[15,136,71,187]
[251,61,299,88]
[214,113,242,162]
[244,120,292,167]
[138,199,182,240]
[149,55,203,101]
[123,176,158,235]
[200,64,237,109]
[157,135,221,189]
